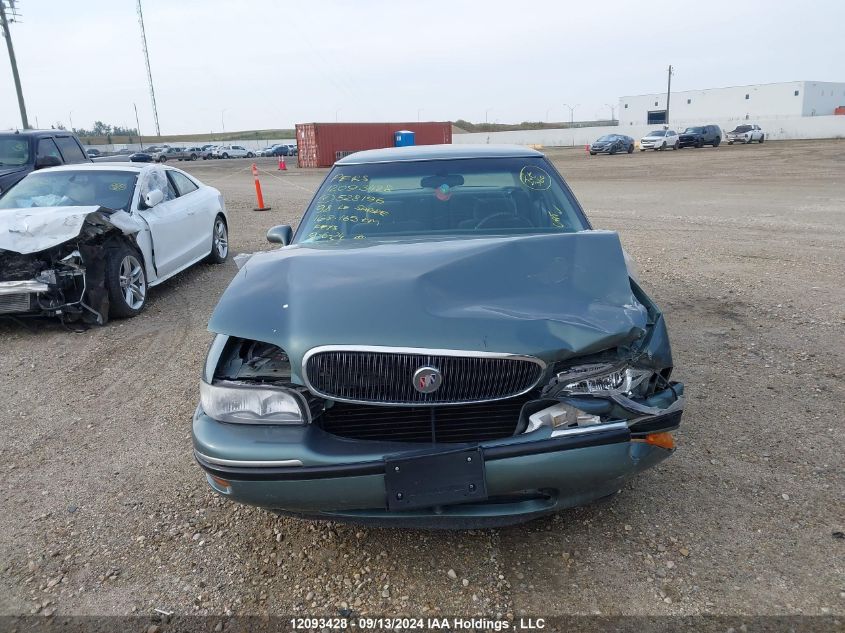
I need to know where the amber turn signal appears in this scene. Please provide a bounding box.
[209,475,232,490]
[643,432,675,450]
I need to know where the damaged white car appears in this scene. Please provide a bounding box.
[0,164,229,324]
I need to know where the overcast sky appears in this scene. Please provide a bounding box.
[1,0,843,134]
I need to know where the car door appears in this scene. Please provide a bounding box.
[168,169,214,260]
[134,169,205,277]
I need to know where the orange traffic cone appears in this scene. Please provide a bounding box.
[278,156,287,171]
[585,144,590,154]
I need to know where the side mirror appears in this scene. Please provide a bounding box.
[144,189,165,208]
[35,155,62,169]
[266,224,293,246]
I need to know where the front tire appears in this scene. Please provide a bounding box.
[759,134,765,143]
[627,144,634,153]
[222,153,229,159]
[246,152,254,158]
[713,138,721,147]
[672,141,678,150]
[106,244,147,318]
[158,156,167,162]
[209,215,229,264]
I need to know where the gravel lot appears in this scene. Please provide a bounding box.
[1,141,843,619]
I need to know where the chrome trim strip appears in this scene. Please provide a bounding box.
[550,420,629,438]
[194,450,303,468]
[0,280,49,295]
[301,344,547,407]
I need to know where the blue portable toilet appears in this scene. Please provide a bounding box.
[394,130,415,147]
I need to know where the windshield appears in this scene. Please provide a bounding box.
[733,125,752,132]
[647,130,666,137]
[296,156,589,243]
[0,170,138,212]
[684,127,704,134]
[0,135,31,167]
[596,135,616,142]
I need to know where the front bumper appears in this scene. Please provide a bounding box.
[192,398,683,527]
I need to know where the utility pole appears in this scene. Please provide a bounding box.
[605,103,616,122]
[133,102,143,150]
[137,0,160,136]
[1,0,29,129]
[666,64,673,125]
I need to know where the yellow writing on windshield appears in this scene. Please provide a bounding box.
[519,165,552,191]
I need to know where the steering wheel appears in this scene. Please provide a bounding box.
[474,212,533,230]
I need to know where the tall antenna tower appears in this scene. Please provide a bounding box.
[136,0,160,136]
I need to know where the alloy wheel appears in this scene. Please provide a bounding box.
[214,219,229,259]
[119,255,146,310]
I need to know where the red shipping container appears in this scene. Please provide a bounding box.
[835,106,845,116]
[295,122,452,168]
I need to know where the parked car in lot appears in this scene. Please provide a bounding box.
[678,125,722,148]
[639,129,679,151]
[589,134,635,155]
[0,164,229,323]
[86,148,102,158]
[283,143,298,156]
[0,129,91,195]
[184,147,204,161]
[129,152,154,163]
[726,124,765,144]
[151,147,191,162]
[193,144,685,527]
[201,146,218,160]
[213,145,254,159]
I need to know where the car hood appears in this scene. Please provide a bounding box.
[0,165,28,181]
[208,231,650,384]
[0,205,143,254]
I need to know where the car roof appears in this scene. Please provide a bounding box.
[336,144,544,165]
[38,163,146,174]
[0,129,78,138]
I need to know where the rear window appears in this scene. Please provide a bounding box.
[0,135,31,166]
[296,156,589,243]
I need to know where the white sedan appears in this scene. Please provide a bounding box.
[0,164,229,324]
[639,129,679,151]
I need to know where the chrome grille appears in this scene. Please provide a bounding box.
[0,293,32,314]
[303,347,545,405]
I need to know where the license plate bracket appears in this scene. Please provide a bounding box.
[384,447,487,511]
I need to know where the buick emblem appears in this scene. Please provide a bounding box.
[412,366,442,394]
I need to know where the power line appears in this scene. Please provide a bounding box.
[136,0,160,136]
[1,0,29,128]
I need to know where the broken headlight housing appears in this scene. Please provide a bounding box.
[552,363,653,396]
[200,380,305,425]
[200,335,307,425]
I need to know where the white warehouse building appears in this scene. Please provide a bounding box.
[618,80,845,127]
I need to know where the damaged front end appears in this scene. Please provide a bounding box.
[0,208,141,324]
[527,279,684,444]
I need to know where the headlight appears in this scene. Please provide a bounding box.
[200,380,305,425]
[554,364,652,396]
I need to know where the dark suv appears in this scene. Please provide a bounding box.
[678,125,722,148]
[0,129,91,194]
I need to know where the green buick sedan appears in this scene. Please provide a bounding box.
[193,144,685,528]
